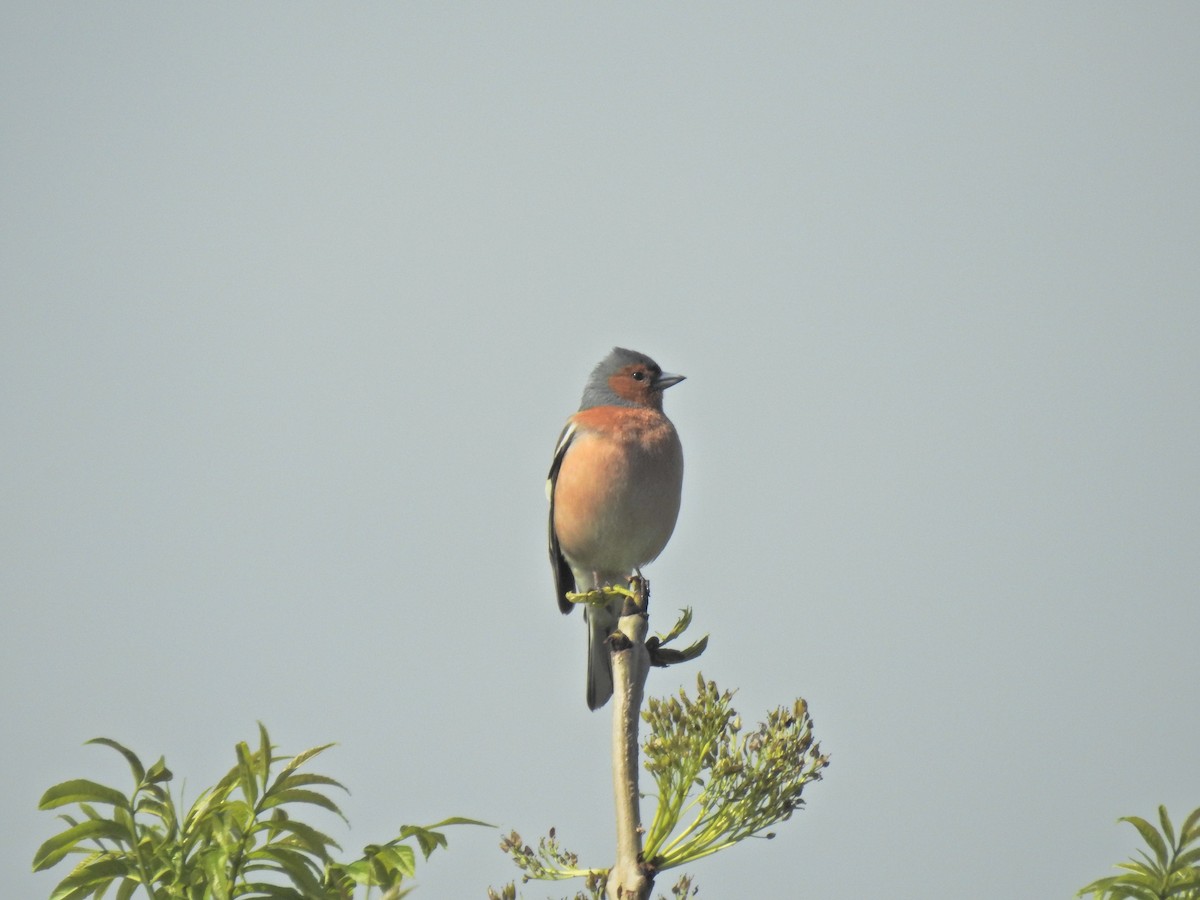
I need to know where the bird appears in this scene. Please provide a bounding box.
[547,347,685,710]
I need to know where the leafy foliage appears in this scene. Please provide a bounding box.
[33,725,487,899]
[641,675,829,869]
[1078,805,1200,900]
[494,676,827,897]
[487,865,697,900]
[495,827,604,886]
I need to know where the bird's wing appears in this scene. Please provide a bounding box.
[547,422,578,614]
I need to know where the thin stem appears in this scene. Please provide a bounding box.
[606,582,652,900]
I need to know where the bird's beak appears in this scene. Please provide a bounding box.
[653,372,686,390]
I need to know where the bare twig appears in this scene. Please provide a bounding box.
[606,577,654,900]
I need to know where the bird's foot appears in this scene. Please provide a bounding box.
[565,582,641,609]
[564,587,617,608]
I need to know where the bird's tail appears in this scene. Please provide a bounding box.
[585,605,615,710]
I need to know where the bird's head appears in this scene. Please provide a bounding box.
[580,347,685,411]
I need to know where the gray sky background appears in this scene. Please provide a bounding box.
[3,5,1198,898]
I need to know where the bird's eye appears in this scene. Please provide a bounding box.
[631,370,646,381]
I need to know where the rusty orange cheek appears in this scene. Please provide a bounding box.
[607,372,652,404]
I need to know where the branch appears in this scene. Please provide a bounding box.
[606,577,654,900]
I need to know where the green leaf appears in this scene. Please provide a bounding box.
[329,858,372,887]
[135,792,175,826]
[1082,886,1127,900]
[374,843,417,878]
[49,885,102,900]
[656,608,693,644]
[33,819,129,871]
[259,789,347,822]
[245,846,324,895]
[649,635,709,667]
[145,756,173,785]
[182,785,231,842]
[250,817,341,858]
[85,739,146,785]
[394,817,492,859]
[419,815,495,829]
[257,722,273,776]
[1166,874,1200,895]
[360,842,418,884]
[1112,888,1163,900]
[1115,860,1155,875]
[39,780,131,812]
[199,847,232,900]
[115,878,140,900]
[211,761,243,797]
[48,855,135,900]
[269,773,347,794]
[1181,807,1200,847]
[1159,805,1177,852]
[232,881,306,899]
[1078,872,1160,900]
[396,825,446,860]
[235,742,260,806]
[1121,816,1170,870]
[268,744,337,791]
[218,798,255,838]
[323,861,354,893]
[367,851,392,887]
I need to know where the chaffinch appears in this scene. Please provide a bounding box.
[547,347,685,710]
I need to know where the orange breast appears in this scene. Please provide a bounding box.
[552,408,683,577]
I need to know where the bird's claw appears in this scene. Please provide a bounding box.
[564,589,610,608]
[564,582,642,609]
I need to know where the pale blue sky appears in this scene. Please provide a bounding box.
[3,5,1198,898]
